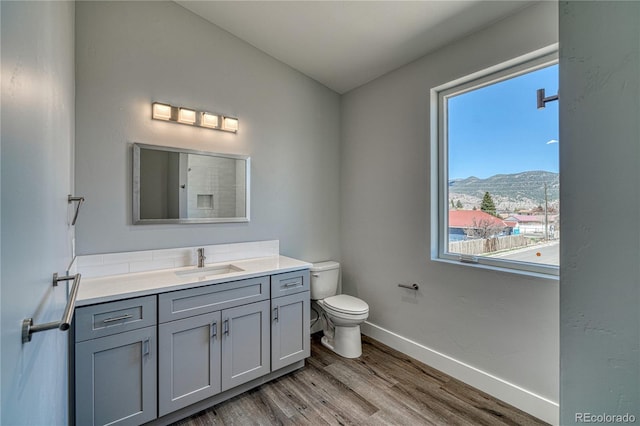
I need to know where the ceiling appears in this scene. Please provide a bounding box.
[176,1,536,94]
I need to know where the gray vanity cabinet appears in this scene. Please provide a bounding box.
[158,311,222,416]
[75,296,157,426]
[74,270,309,426]
[221,300,271,390]
[270,270,310,371]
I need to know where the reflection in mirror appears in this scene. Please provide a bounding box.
[133,143,249,224]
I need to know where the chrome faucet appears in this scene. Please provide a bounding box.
[197,248,206,268]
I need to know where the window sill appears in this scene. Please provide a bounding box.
[432,256,560,281]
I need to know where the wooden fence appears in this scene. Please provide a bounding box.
[449,235,527,256]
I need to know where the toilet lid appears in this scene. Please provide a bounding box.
[323,295,369,315]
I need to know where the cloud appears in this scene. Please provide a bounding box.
[546,139,559,145]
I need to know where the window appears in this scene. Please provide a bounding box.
[433,48,559,276]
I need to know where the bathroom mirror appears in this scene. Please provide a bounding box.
[133,143,250,224]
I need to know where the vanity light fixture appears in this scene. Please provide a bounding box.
[200,112,220,129]
[152,102,173,121]
[222,116,239,133]
[151,102,238,133]
[178,108,196,125]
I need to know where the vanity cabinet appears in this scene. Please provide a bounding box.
[75,297,158,426]
[74,270,309,426]
[270,271,310,370]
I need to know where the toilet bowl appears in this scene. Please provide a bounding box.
[310,261,369,358]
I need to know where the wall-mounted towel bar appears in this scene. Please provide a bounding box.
[68,195,85,226]
[22,273,81,343]
[398,283,419,290]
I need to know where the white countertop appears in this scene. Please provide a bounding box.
[76,255,312,306]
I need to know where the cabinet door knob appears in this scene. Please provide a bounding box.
[273,306,279,322]
[223,319,230,336]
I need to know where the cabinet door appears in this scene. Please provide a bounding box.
[271,291,310,370]
[158,311,222,416]
[221,300,270,391]
[76,326,157,426]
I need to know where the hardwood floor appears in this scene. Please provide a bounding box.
[171,333,548,426]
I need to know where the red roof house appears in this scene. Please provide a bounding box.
[449,210,508,228]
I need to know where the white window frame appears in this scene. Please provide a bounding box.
[431,45,559,277]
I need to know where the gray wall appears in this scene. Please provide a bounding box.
[560,2,640,423]
[1,1,75,424]
[340,2,559,404]
[74,1,341,262]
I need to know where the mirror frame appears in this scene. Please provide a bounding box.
[133,143,250,224]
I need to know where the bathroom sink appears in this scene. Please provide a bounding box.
[175,264,244,279]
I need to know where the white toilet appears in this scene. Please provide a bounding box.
[310,261,369,358]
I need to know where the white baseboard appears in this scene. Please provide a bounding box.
[361,321,559,425]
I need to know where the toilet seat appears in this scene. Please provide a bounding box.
[322,294,369,315]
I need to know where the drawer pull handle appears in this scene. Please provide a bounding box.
[103,314,133,324]
[223,319,229,336]
[273,306,279,322]
[283,282,300,288]
[312,274,319,278]
[211,321,217,339]
[142,338,150,357]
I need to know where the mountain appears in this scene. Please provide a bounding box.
[449,171,559,211]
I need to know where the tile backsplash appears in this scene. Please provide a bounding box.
[76,240,279,278]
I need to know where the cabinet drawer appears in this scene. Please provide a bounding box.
[75,295,157,342]
[159,276,270,323]
[270,270,309,297]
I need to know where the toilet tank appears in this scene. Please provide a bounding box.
[309,261,340,300]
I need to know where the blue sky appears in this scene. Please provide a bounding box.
[448,64,558,179]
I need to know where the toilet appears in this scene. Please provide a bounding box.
[310,261,369,358]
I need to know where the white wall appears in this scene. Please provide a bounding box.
[560,2,640,423]
[0,1,75,424]
[340,2,558,422]
[74,1,341,263]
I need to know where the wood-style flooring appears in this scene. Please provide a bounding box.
[172,333,548,426]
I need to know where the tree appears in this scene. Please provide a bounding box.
[464,217,505,240]
[464,217,506,253]
[455,200,463,209]
[480,192,497,216]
